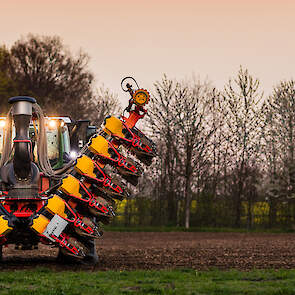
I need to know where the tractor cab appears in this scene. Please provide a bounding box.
[0,116,72,170]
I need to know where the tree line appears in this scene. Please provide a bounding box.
[139,70,295,229]
[1,34,295,229]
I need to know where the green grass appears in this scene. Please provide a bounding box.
[104,225,295,233]
[1,269,295,294]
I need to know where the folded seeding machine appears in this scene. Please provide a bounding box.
[0,77,157,263]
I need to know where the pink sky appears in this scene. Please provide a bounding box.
[1,0,294,104]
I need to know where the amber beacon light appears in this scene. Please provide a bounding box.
[132,89,150,106]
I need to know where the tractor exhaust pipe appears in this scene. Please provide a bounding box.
[9,96,36,179]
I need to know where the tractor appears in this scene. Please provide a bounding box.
[0,77,156,263]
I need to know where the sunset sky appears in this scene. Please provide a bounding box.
[1,0,294,104]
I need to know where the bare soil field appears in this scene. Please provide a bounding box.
[1,232,295,271]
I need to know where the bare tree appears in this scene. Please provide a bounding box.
[222,67,263,227]
[174,79,219,229]
[149,75,218,228]
[148,76,181,226]
[86,86,121,127]
[261,80,295,226]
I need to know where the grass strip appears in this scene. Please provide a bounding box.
[0,268,295,294]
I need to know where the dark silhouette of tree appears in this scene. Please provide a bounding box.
[7,34,94,119]
[0,46,18,114]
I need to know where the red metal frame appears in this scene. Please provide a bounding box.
[122,105,147,129]
[0,174,49,218]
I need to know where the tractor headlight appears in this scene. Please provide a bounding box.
[0,120,6,128]
[48,120,57,128]
[47,119,61,130]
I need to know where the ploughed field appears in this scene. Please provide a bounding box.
[1,232,295,271]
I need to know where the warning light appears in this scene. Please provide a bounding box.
[133,89,150,106]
